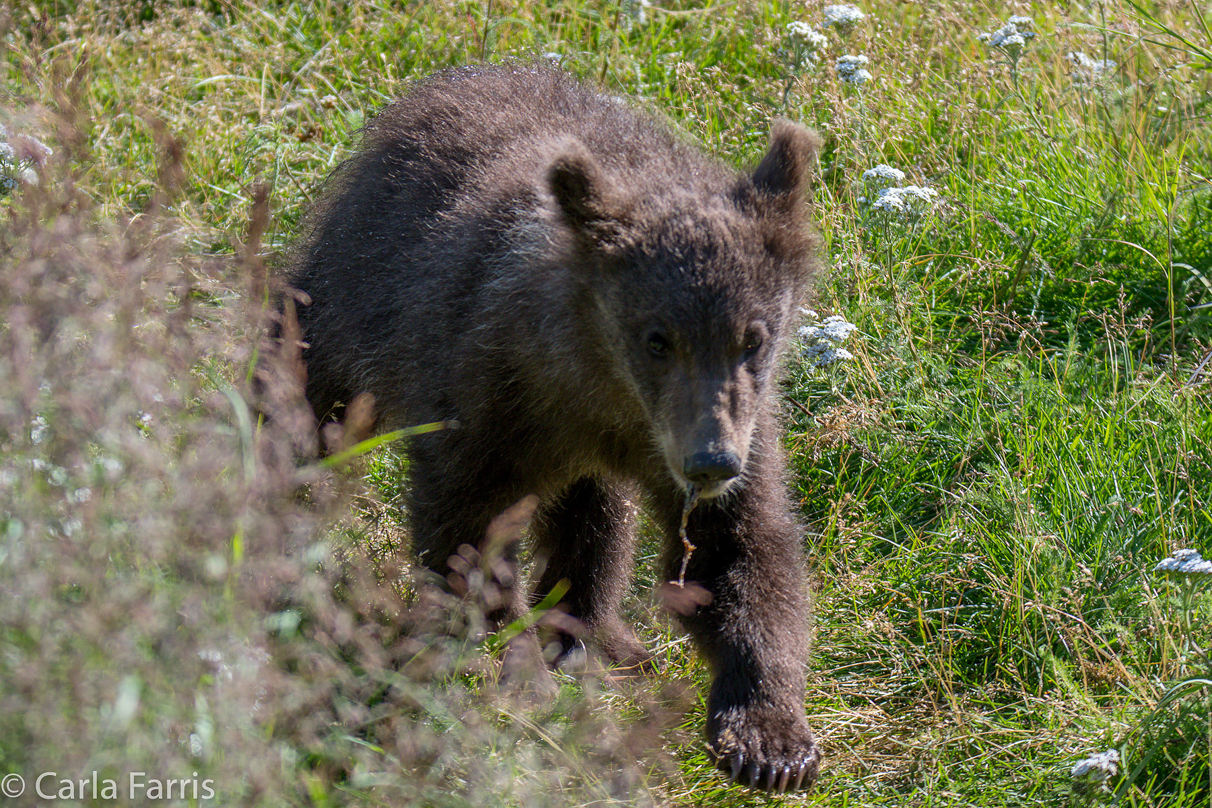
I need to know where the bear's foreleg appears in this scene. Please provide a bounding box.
[655,424,820,792]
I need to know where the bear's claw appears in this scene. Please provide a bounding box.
[716,751,818,793]
[709,711,821,793]
[717,755,814,794]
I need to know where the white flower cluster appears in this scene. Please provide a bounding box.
[870,185,938,216]
[1071,749,1119,794]
[783,4,865,80]
[836,54,872,86]
[0,123,53,196]
[786,20,829,67]
[823,4,865,34]
[1155,548,1212,576]
[0,126,17,196]
[861,164,940,221]
[978,17,1035,61]
[30,414,50,445]
[861,164,905,189]
[1068,51,1117,84]
[799,311,858,367]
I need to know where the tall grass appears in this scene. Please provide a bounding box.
[2,1,1210,805]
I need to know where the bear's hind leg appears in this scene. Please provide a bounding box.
[531,477,650,672]
[407,446,553,688]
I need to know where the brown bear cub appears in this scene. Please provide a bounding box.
[285,65,822,792]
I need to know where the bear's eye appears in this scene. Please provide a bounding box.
[741,331,764,361]
[646,331,672,359]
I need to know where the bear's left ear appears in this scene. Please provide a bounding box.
[748,120,821,212]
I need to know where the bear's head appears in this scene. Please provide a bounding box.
[546,122,821,499]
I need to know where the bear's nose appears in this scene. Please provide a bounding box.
[683,451,742,484]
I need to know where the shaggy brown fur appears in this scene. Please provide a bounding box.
[285,64,822,792]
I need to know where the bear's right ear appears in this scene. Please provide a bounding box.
[546,138,623,237]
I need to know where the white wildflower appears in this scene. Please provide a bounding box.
[0,132,15,197]
[837,54,869,72]
[803,315,858,343]
[870,188,906,214]
[823,4,865,36]
[1068,51,1116,85]
[785,21,829,68]
[1069,51,1115,72]
[800,314,858,367]
[836,54,872,85]
[787,21,828,49]
[991,25,1026,49]
[1071,749,1119,795]
[862,164,905,189]
[30,415,49,445]
[1006,15,1034,29]
[1155,548,1212,576]
[900,184,939,206]
[804,344,854,366]
[1000,32,1027,51]
[1,127,52,196]
[866,182,940,223]
[978,21,1035,63]
[843,68,872,85]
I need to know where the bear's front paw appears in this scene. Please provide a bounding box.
[707,703,821,792]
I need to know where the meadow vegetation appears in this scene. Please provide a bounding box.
[1,0,1210,804]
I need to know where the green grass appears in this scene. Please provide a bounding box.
[2,0,1211,805]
